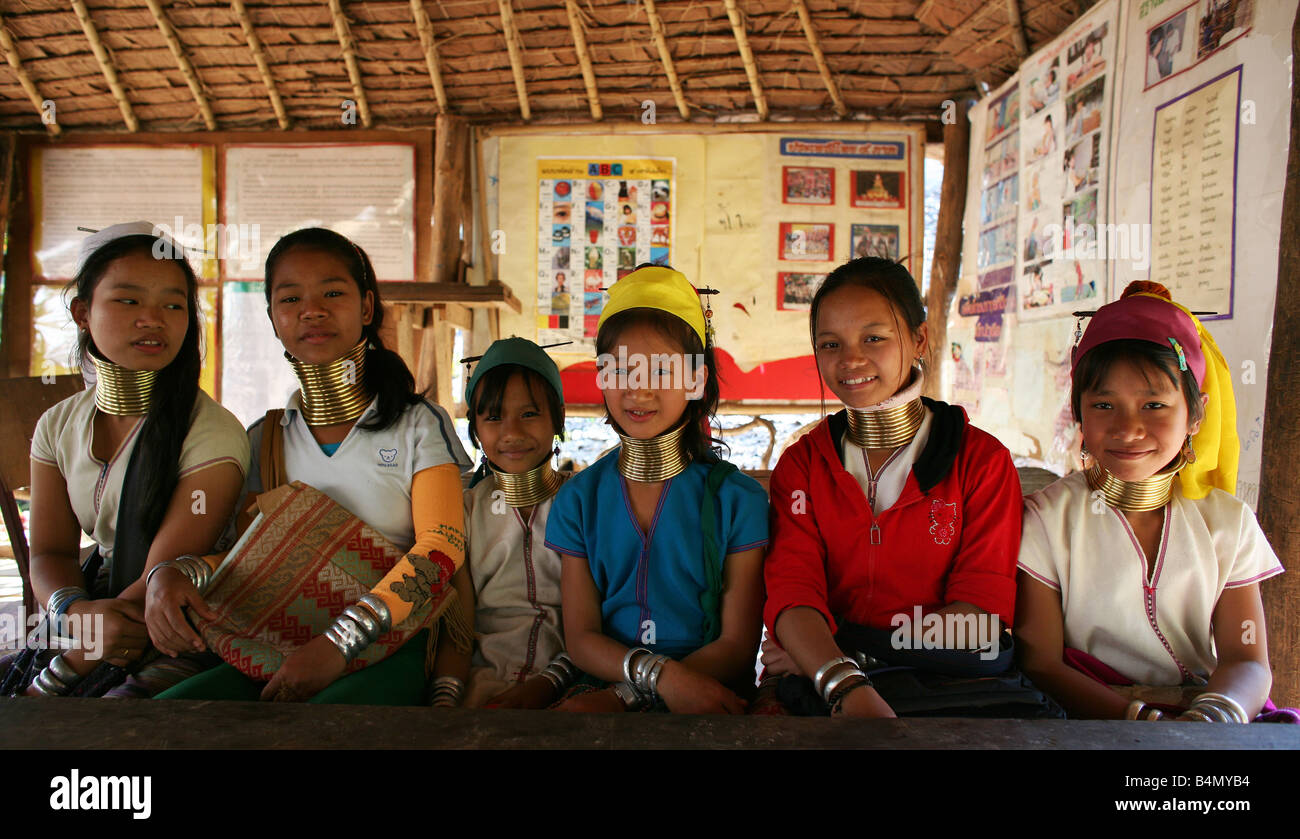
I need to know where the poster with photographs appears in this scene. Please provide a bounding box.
[1145,0,1253,91]
[850,170,905,209]
[536,158,674,350]
[779,222,834,261]
[778,272,828,311]
[782,166,835,205]
[973,79,1020,331]
[1015,0,1117,320]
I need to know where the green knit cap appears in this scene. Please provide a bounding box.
[464,337,565,408]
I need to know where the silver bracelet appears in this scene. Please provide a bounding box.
[1194,691,1249,724]
[622,647,652,685]
[1178,707,1215,722]
[821,664,867,705]
[538,668,565,695]
[429,675,464,707]
[611,679,649,711]
[46,586,89,620]
[645,656,668,699]
[323,617,367,663]
[356,594,393,634]
[812,655,858,697]
[32,654,83,697]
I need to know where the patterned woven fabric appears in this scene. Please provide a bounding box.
[196,482,449,680]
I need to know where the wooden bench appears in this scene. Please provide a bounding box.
[1,698,1296,749]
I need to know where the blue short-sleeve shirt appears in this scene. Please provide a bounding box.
[545,452,769,659]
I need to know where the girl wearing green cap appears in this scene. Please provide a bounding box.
[428,337,579,709]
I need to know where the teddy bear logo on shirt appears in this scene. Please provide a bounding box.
[378,447,398,466]
[929,499,958,546]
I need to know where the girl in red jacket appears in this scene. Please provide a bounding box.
[760,257,1022,718]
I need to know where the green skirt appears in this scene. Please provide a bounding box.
[155,630,429,706]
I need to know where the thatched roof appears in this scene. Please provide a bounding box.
[0,0,1087,134]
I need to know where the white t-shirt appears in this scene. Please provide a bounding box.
[1018,471,1284,685]
[841,407,934,514]
[30,387,250,561]
[246,392,472,550]
[462,475,567,708]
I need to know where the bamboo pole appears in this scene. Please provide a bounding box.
[791,0,846,118]
[230,0,290,129]
[564,0,602,121]
[69,0,137,132]
[497,0,532,121]
[142,0,217,130]
[1005,0,1030,57]
[0,17,60,136]
[642,0,691,120]
[327,0,373,128]
[722,0,768,121]
[924,100,969,401]
[1257,5,1300,709]
[409,0,449,113]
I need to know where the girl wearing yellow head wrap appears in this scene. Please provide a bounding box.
[1015,282,1292,724]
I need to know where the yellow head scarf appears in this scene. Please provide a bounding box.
[1131,292,1238,499]
[596,266,707,347]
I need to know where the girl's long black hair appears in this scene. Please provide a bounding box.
[264,228,420,432]
[73,234,201,540]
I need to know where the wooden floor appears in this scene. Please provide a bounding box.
[3,698,1298,749]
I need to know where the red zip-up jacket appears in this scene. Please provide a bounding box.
[763,399,1021,636]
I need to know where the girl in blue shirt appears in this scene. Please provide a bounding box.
[544,266,768,714]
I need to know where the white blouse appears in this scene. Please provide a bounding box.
[1018,471,1283,685]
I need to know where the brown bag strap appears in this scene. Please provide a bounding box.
[259,409,287,492]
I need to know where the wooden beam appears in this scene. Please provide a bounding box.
[432,114,470,284]
[142,0,217,130]
[377,281,521,313]
[230,0,290,130]
[409,0,449,113]
[924,99,969,401]
[564,0,602,121]
[642,0,691,120]
[69,0,137,132]
[0,15,60,136]
[722,0,769,121]
[326,0,373,128]
[497,0,532,121]
[1257,5,1300,710]
[791,0,846,118]
[1005,0,1030,57]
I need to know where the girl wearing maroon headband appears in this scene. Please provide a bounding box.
[1016,281,1292,723]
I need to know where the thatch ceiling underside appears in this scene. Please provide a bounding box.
[0,0,1088,133]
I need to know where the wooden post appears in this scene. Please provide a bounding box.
[924,101,969,400]
[1256,5,1300,709]
[1005,0,1030,58]
[432,114,470,284]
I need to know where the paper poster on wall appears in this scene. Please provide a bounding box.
[779,222,834,261]
[976,79,1021,315]
[32,146,214,280]
[1149,66,1240,315]
[782,166,834,205]
[1016,0,1118,320]
[1143,0,1253,91]
[224,144,416,281]
[534,157,674,352]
